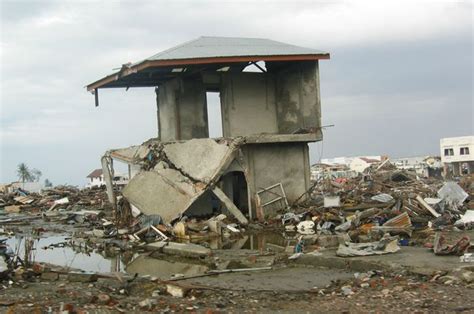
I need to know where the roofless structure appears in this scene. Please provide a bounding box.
[87,36,330,223]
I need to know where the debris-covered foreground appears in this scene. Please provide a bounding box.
[0,169,474,312]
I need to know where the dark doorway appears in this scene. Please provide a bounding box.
[221,171,248,211]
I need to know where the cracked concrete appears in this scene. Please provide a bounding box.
[122,138,243,223]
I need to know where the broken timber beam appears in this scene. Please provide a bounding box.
[212,186,248,225]
[415,195,440,218]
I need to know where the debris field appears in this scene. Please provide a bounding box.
[1,165,473,312]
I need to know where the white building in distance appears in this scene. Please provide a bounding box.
[440,136,474,177]
[86,169,129,189]
[392,156,442,178]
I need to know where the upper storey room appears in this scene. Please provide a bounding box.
[87,36,330,142]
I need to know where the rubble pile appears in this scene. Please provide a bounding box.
[0,186,112,213]
[283,164,474,257]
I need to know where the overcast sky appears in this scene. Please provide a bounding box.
[0,0,472,186]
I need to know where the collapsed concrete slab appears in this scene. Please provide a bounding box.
[145,241,211,258]
[162,138,238,183]
[123,169,205,223]
[109,145,150,164]
[119,138,250,224]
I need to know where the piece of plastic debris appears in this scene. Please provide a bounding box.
[437,182,469,207]
[460,253,474,263]
[371,193,394,203]
[296,220,315,234]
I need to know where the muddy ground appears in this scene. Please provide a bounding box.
[1,215,474,313]
[1,268,473,313]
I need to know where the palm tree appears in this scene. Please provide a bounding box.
[17,163,34,186]
[31,169,42,182]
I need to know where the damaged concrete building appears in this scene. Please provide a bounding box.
[86,36,330,224]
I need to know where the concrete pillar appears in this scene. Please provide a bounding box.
[101,155,116,210]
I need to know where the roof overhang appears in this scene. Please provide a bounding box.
[86,53,330,92]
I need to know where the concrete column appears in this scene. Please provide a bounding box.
[101,155,116,210]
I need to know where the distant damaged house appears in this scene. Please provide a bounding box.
[86,168,128,189]
[86,36,330,224]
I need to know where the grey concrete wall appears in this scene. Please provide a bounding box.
[220,72,278,137]
[157,62,321,141]
[177,78,209,140]
[157,77,208,141]
[275,61,321,134]
[243,142,310,216]
[156,79,179,141]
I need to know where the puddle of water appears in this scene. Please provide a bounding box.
[2,231,293,276]
[6,235,125,274]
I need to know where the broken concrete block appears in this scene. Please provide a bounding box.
[145,241,210,258]
[109,145,150,164]
[67,272,98,282]
[166,284,189,297]
[162,242,211,258]
[163,138,235,183]
[123,169,204,223]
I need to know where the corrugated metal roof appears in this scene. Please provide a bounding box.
[145,36,328,61]
[86,36,329,91]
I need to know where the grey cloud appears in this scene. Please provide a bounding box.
[1,0,472,186]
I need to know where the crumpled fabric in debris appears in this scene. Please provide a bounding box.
[433,233,470,256]
[336,236,400,257]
